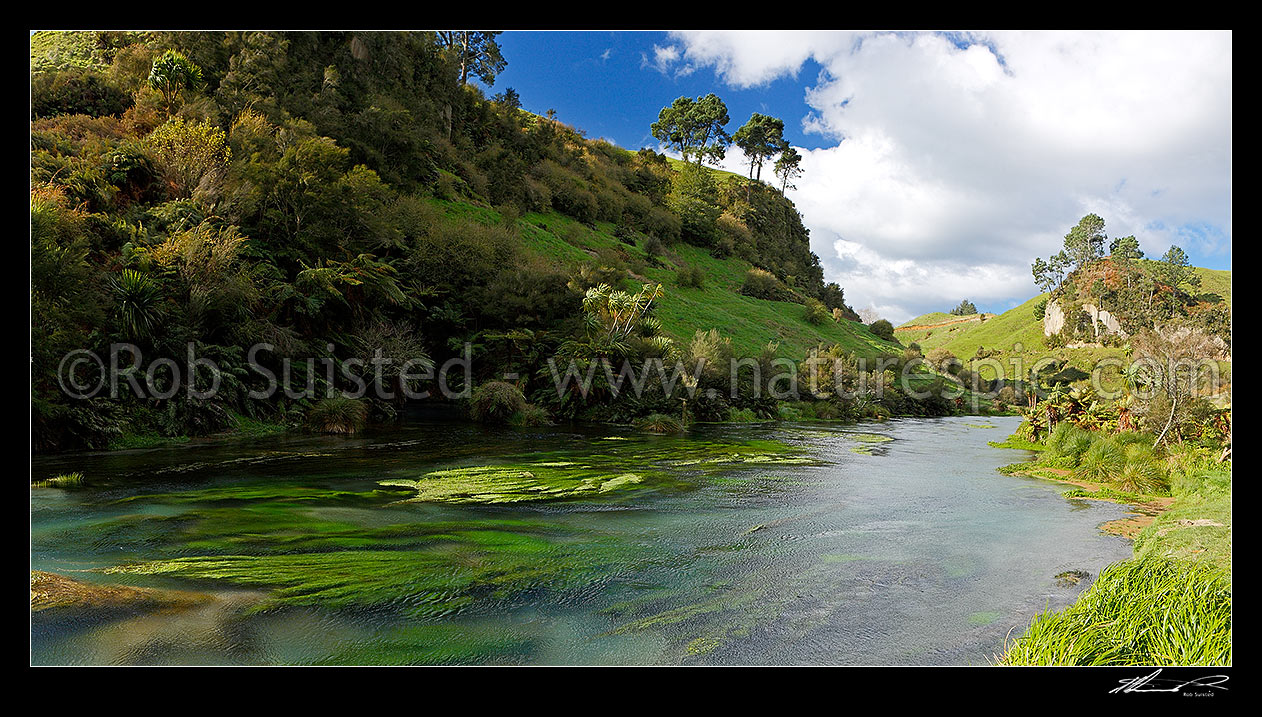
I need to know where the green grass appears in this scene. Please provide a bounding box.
[896,292,1125,381]
[897,311,983,328]
[997,441,1231,666]
[995,559,1231,666]
[434,198,899,360]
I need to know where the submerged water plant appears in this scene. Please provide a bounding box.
[380,465,644,504]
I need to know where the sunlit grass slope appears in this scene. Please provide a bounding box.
[429,199,899,359]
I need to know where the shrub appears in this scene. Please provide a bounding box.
[676,264,705,289]
[740,268,791,302]
[926,347,959,374]
[869,319,895,341]
[996,385,1020,406]
[804,298,830,325]
[469,381,528,424]
[643,235,666,262]
[642,205,681,243]
[306,397,368,434]
[727,407,761,423]
[671,195,720,246]
[32,69,132,119]
[777,404,803,421]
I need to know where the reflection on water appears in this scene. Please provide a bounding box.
[31,415,1133,665]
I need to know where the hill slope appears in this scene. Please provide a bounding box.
[434,199,898,359]
[897,264,1231,380]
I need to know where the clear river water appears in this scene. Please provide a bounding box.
[30,414,1134,665]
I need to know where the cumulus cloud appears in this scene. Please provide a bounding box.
[665,30,1232,324]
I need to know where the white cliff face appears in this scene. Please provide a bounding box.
[1043,300,1126,339]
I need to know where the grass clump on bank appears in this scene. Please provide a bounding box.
[996,559,1231,666]
[305,397,368,434]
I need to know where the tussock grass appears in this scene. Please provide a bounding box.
[1044,423,1094,467]
[469,381,528,424]
[305,397,368,434]
[633,413,684,434]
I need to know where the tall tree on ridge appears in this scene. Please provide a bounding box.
[733,113,786,182]
[436,31,507,86]
[651,94,732,166]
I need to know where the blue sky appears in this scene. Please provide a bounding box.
[496,31,830,152]
[492,31,1231,323]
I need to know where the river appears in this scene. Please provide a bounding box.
[30,415,1134,665]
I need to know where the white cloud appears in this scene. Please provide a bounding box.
[666,30,1233,324]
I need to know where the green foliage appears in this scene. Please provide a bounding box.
[435,31,506,86]
[949,299,977,316]
[145,117,230,198]
[469,381,529,424]
[675,264,705,289]
[651,94,731,166]
[509,404,553,427]
[803,298,830,326]
[740,268,791,302]
[772,145,802,193]
[147,50,202,115]
[32,68,132,119]
[732,113,785,181]
[633,413,684,434]
[1043,422,1093,467]
[1074,436,1125,482]
[868,318,895,341]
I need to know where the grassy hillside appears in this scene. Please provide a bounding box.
[1193,266,1232,306]
[897,311,958,328]
[432,199,898,359]
[899,263,1231,381]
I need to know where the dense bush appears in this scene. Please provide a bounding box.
[32,69,132,119]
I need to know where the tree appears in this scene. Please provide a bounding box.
[436,31,506,86]
[1157,245,1202,292]
[492,86,521,112]
[732,113,785,181]
[1130,323,1224,446]
[773,145,803,193]
[650,94,731,166]
[950,299,978,316]
[1063,213,1107,270]
[1031,251,1070,293]
[1109,235,1143,261]
[148,50,202,116]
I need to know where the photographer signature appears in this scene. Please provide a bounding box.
[1110,669,1228,694]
